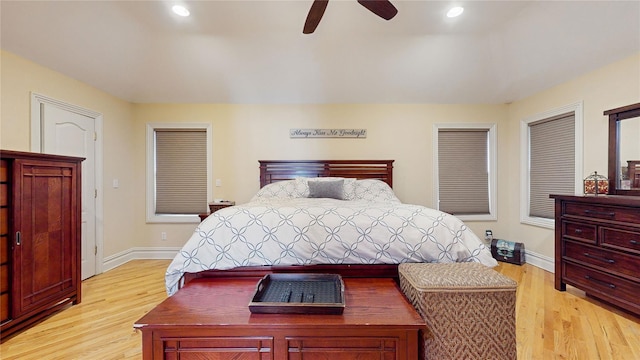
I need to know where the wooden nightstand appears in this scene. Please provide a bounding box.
[198,201,235,221]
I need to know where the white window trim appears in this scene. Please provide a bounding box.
[519,101,584,229]
[146,122,213,223]
[433,123,498,221]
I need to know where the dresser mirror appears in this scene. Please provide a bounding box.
[606,103,640,195]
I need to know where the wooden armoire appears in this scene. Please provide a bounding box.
[1,150,83,341]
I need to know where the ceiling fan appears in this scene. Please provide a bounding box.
[303,0,398,34]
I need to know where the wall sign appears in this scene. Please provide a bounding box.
[290,129,367,138]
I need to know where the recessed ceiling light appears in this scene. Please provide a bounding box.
[172,5,190,17]
[447,6,464,18]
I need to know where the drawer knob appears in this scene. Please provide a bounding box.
[574,229,583,234]
[631,240,639,245]
[583,252,615,264]
[585,275,616,289]
[584,209,615,217]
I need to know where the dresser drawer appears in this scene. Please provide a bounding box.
[0,236,8,264]
[0,208,8,235]
[0,183,7,206]
[564,241,640,282]
[0,160,7,181]
[601,227,640,255]
[561,221,596,244]
[563,262,640,313]
[0,264,8,293]
[0,293,9,323]
[564,202,638,223]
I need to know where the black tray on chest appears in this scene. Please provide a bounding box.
[249,273,345,315]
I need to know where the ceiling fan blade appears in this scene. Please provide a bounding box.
[357,0,398,20]
[303,0,329,34]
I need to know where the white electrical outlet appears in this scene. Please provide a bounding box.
[484,230,493,243]
[215,179,222,187]
[161,232,167,241]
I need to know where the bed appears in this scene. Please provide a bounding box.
[165,160,498,295]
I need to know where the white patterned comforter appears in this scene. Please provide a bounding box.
[165,179,498,295]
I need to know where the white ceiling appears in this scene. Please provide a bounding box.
[1,0,639,104]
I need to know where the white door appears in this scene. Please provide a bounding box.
[41,103,97,280]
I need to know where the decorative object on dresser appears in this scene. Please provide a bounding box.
[198,200,235,222]
[551,194,640,316]
[583,171,609,195]
[0,150,83,342]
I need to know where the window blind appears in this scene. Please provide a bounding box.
[529,113,575,218]
[155,129,207,214]
[438,129,489,215]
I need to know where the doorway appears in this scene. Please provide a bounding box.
[31,93,103,280]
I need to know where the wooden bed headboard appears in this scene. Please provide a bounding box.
[259,160,394,188]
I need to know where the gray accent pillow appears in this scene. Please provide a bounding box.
[308,180,344,200]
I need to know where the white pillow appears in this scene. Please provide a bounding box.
[251,178,398,203]
[251,180,306,201]
[352,179,401,203]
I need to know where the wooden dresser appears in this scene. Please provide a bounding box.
[551,195,640,316]
[0,150,83,341]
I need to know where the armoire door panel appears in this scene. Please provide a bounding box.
[1,150,82,342]
[12,160,78,317]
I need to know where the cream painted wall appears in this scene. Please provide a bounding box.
[133,103,509,248]
[0,49,509,261]
[505,52,640,260]
[3,47,638,271]
[0,50,138,259]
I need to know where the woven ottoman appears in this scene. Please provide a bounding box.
[398,262,517,360]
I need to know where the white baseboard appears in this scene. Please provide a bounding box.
[102,247,180,273]
[101,247,555,274]
[523,249,554,273]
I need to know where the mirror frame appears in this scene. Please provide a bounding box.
[606,102,640,196]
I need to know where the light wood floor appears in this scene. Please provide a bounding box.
[1,260,638,359]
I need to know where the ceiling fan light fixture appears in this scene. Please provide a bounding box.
[447,6,464,18]
[172,5,190,17]
[303,0,397,34]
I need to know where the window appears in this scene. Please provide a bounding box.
[520,102,583,228]
[434,123,497,221]
[146,123,212,223]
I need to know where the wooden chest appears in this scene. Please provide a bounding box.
[491,239,526,265]
[551,194,640,317]
[135,277,424,360]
